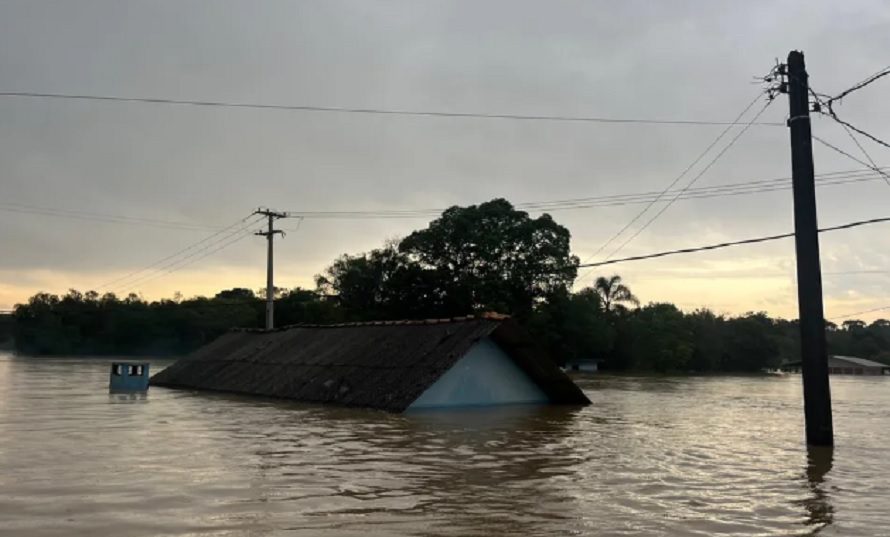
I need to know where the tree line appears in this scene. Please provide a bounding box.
[10,199,890,370]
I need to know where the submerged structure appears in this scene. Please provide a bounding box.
[782,355,890,376]
[150,314,590,412]
[109,362,150,392]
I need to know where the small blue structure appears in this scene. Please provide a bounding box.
[109,362,150,392]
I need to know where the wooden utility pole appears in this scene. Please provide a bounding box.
[786,50,833,446]
[254,209,286,330]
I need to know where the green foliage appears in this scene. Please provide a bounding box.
[827,318,890,364]
[11,287,337,355]
[529,288,614,366]
[317,199,579,320]
[399,199,579,317]
[0,313,13,349]
[616,303,694,372]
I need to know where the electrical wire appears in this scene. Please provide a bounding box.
[576,215,890,269]
[813,135,890,186]
[0,201,222,231]
[566,93,771,278]
[824,114,890,151]
[282,168,887,218]
[601,97,775,263]
[114,226,258,295]
[0,90,786,127]
[95,213,259,291]
[825,65,890,106]
[823,269,890,276]
[112,216,263,294]
[831,305,890,321]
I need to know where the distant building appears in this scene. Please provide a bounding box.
[151,314,591,412]
[781,355,890,376]
[564,359,602,373]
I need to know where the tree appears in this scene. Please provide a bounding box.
[215,288,256,301]
[721,312,781,371]
[530,288,614,366]
[593,275,639,312]
[398,198,578,317]
[609,303,693,371]
[314,244,426,319]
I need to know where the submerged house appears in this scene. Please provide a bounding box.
[151,314,590,412]
[782,355,890,375]
[564,358,602,373]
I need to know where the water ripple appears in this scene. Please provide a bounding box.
[1,355,888,536]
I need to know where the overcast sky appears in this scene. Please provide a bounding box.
[1,0,889,320]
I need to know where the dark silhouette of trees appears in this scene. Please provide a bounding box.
[398,199,578,318]
[8,198,890,371]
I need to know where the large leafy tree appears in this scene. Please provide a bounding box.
[315,244,440,319]
[398,198,578,317]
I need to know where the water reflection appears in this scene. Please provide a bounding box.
[109,392,148,401]
[244,404,588,535]
[798,446,834,534]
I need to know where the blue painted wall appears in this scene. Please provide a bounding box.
[109,362,150,392]
[408,338,549,409]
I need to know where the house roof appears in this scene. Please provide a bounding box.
[831,355,890,368]
[781,355,890,369]
[150,314,591,412]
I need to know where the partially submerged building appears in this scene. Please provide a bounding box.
[782,355,890,375]
[150,314,590,412]
[564,358,602,373]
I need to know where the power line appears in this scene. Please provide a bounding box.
[830,305,890,321]
[813,135,890,185]
[0,201,222,231]
[513,167,884,208]
[0,90,786,127]
[112,222,257,296]
[823,114,890,151]
[823,269,890,276]
[809,75,890,184]
[825,65,890,106]
[573,92,769,273]
[95,213,259,291]
[579,232,794,268]
[576,215,890,269]
[602,97,775,262]
[809,86,886,181]
[4,167,880,239]
[113,216,262,293]
[282,168,887,218]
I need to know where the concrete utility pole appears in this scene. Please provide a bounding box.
[254,209,286,330]
[785,50,833,446]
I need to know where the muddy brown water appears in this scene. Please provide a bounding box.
[1,353,888,536]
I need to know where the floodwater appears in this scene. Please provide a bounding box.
[1,354,888,537]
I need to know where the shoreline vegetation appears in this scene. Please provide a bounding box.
[7,199,890,371]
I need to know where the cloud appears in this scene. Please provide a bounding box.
[1,0,889,319]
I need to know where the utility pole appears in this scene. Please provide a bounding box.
[254,208,286,330]
[785,50,833,446]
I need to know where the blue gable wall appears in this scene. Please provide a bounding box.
[408,338,549,409]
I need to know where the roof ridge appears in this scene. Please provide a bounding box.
[230,311,510,333]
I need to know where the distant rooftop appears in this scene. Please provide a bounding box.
[830,355,889,368]
[782,355,890,369]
